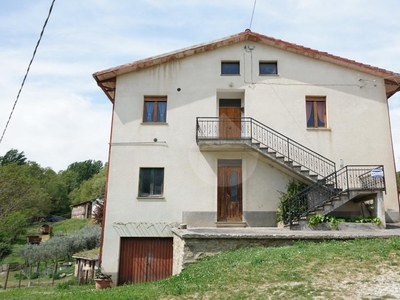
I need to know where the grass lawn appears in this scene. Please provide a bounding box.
[1,237,400,299]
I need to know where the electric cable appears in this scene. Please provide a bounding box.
[249,0,257,30]
[0,0,56,144]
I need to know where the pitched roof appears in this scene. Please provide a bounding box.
[93,30,400,102]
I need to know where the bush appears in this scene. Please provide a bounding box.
[308,214,325,226]
[14,273,27,280]
[30,272,39,280]
[56,278,78,290]
[0,243,12,261]
[277,180,308,223]
[19,224,101,266]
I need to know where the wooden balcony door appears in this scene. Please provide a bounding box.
[217,160,243,222]
[219,99,241,139]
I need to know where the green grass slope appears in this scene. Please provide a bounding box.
[1,238,400,299]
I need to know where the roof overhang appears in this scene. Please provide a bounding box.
[93,30,400,103]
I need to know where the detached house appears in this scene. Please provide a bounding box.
[93,30,400,285]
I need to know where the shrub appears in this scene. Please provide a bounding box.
[308,214,325,226]
[0,243,12,261]
[19,224,101,267]
[277,180,308,223]
[30,272,39,280]
[57,277,78,290]
[14,273,27,280]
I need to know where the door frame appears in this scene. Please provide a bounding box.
[219,99,242,139]
[217,159,243,222]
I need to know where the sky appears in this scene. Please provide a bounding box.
[0,0,399,172]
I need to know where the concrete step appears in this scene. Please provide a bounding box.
[215,222,247,228]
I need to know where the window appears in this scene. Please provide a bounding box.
[259,62,277,75]
[143,96,167,122]
[221,61,240,75]
[138,168,164,197]
[306,96,326,128]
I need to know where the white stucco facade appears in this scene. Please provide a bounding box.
[94,31,400,283]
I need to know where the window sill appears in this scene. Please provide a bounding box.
[137,196,165,201]
[259,74,279,76]
[141,122,168,125]
[220,74,240,76]
[306,127,331,131]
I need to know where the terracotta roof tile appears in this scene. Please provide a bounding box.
[94,30,400,102]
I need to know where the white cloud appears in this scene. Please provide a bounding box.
[0,88,111,172]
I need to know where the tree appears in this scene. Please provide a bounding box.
[0,163,50,221]
[0,149,27,166]
[0,211,26,260]
[35,166,70,217]
[69,166,107,205]
[66,160,103,185]
[60,160,104,197]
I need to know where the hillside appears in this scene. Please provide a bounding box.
[1,238,400,299]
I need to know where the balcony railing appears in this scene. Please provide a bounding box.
[196,117,336,178]
[283,165,386,226]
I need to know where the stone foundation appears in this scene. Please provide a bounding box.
[172,231,295,274]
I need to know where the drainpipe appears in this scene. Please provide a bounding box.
[99,101,115,267]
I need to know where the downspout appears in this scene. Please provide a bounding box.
[99,98,115,267]
[385,86,400,209]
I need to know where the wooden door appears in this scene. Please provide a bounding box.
[118,237,173,285]
[219,99,241,139]
[217,160,242,222]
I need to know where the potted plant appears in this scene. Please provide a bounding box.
[94,269,112,289]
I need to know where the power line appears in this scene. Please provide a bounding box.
[249,0,257,30]
[0,0,56,145]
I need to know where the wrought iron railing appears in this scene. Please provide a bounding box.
[283,165,385,226]
[196,117,336,178]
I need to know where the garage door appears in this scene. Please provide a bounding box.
[118,237,173,285]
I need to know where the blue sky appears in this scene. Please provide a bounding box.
[0,0,399,171]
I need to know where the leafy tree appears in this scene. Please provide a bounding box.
[0,162,50,222]
[36,166,70,216]
[59,169,79,194]
[0,211,26,244]
[66,160,103,186]
[0,149,27,166]
[69,166,107,205]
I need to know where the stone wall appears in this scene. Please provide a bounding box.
[71,203,92,219]
[172,233,295,274]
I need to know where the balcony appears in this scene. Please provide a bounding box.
[196,117,335,179]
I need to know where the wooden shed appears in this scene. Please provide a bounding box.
[71,198,103,220]
[72,249,99,284]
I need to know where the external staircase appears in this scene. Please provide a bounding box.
[196,117,386,227]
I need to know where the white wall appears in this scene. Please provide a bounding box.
[101,41,399,275]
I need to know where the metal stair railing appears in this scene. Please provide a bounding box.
[283,165,385,227]
[196,117,336,178]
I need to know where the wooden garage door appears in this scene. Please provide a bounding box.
[118,237,173,285]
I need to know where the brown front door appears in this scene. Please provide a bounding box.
[218,160,243,222]
[219,99,241,139]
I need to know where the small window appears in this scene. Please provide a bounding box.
[139,168,164,197]
[306,96,326,128]
[221,61,240,75]
[143,96,167,122]
[259,62,277,75]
